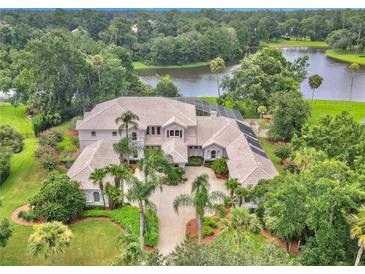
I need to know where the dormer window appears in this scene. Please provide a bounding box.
[91,131,96,137]
[211,150,216,159]
[112,131,117,137]
[132,132,137,141]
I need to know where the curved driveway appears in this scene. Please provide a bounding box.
[148,166,228,256]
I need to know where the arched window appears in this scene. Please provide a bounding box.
[132,132,137,140]
[211,150,216,159]
[93,192,100,202]
[91,131,96,137]
[112,131,117,137]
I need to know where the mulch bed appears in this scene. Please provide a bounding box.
[185,215,301,256]
[214,172,229,180]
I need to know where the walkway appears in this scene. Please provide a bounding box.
[147,166,228,256]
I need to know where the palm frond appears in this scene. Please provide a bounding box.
[173,194,194,214]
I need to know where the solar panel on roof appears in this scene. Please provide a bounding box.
[250,146,269,159]
[173,97,244,121]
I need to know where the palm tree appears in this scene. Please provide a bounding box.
[126,176,159,251]
[28,222,73,264]
[113,137,135,165]
[173,174,225,244]
[257,105,267,119]
[89,168,107,208]
[221,207,261,249]
[115,111,140,165]
[308,74,323,104]
[349,63,360,109]
[89,55,103,96]
[349,206,365,266]
[106,163,131,207]
[224,178,239,207]
[138,148,172,184]
[209,57,225,98]
[115,111,139,140]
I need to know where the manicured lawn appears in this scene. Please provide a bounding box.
[0,105,123,266]
[0,220,121,266]
[81,207,159,247]
[326,49,365,66]
[0,103,33,137]
[133,61,210,70]
[309,100,365,125]
[266,38,328,48]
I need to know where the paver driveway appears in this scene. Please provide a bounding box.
[147,166,228,256]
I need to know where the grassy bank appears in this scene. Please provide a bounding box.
[326,49,365,66]
[266,38,328,48]
[133,61,210,71]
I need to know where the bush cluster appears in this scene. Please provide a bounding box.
[273,143,293,163]
[38,129,63,147]
[81,206,159,247]
[210,158,229,176]
[187,156,204,166]
[29,171,86,223]
[202,216,219,238]
[0,125,24,153]
[0,147,12,185]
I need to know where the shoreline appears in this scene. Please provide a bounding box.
[326,49,365,66]
[133,61,210,71]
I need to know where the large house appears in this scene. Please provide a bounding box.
[67,97,278,205]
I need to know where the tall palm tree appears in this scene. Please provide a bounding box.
[126,176,158,251]
[173,174,225,244]
[28,222,73,264]
[209,57,225,98]
[107,163,131,207]
[221,207,261,249]
[349,206,365,266]
[115,111,139,140]
[349,63,360,110]
[89,168,107,208]
[224,178,239,207]
[308,74,323,104]
[115,111,140,164]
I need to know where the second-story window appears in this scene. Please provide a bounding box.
[157,126,161,135]
[170,130,174,136]
[146,127,150,135]
[112,131,117,137]
[132,132,137,141]
[91,131,96,137]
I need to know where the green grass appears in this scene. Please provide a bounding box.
[81,207,159,247]
[0,220,121,266]
[133,61,210,70]
[0,103,33,137]
[309,100,365,125]
[0,105,124,266]
[266,38,328,48]
[326,49,365,66]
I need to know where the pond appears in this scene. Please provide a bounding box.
[138,48,365,102]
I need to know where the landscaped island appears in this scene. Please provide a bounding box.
[326,49,365,66]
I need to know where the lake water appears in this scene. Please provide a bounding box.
[139,48,365,102]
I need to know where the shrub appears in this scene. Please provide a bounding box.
[273,143,292,163]
[202,225,214,238]
[203,216,219,229]
[0,125,24,153]
[17,210,40,222]
[210,158,228,176]
[32,112,62,136]
[35,144,59,171]
[29,171,86,223]
[81,206,159,247]
[164,167,185,185]
[38,129,63,147]
[187,156,204,166]
[0,147,12,185]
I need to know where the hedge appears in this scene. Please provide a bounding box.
[80,206,159,247]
